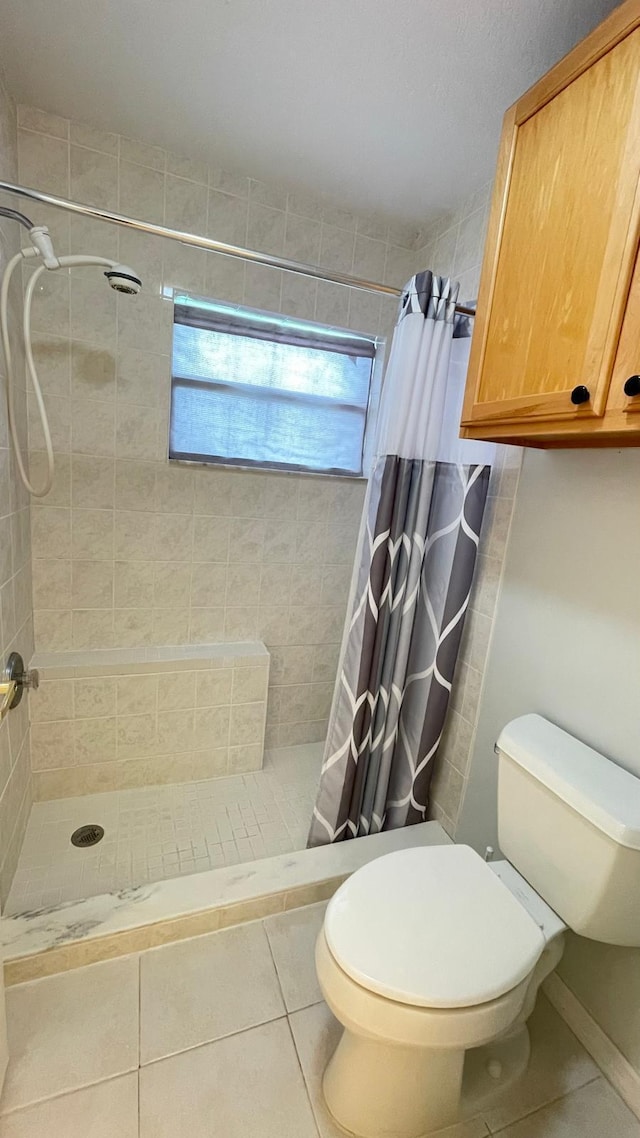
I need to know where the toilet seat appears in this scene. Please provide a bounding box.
[324,845,545,1010]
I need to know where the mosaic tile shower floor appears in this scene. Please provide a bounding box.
[5,743,322,915]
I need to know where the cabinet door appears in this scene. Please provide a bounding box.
[463,26,640,428]
[608,241,640,423]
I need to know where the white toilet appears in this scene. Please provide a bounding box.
[315,714,640,1138]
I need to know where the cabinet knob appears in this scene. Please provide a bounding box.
[570,385,591,405]
[623,375,640,398]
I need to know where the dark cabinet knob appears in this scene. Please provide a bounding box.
[570,385,590,405]
[623,375,640,398]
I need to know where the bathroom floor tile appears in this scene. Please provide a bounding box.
[431,1123,490,1138]
[139,1017,320,1138]
[490,1077,640,1137]
[6,743,322,914]
[140,920,285,1062]
[288,1000,346,1138]
[2,957,139,1113]
[0,1073,138,1138]
[264,901,327,1011]
[481,994,599,1132]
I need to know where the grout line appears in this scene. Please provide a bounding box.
[284,1011,323,1137]
[139,1011,291,1071]
[482,1075,604,1136]
[0,1069,141,1121]
[137,950,142,1073]
[262,916,287,1011]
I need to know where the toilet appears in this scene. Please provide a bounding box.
[315,714,640,1138]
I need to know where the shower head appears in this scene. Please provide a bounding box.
[104,264,142,295]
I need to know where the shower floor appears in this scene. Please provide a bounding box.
[5,743,323,916]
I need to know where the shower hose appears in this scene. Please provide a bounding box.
[0,251,54,497]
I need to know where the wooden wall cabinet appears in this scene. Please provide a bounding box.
[461,1,640,448]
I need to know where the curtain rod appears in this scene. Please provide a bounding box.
[0,179,476,317]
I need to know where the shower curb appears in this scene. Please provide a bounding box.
[1,821,450,984]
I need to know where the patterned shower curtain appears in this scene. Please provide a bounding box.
[308,271,492,846]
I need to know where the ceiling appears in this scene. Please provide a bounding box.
[0,0,621,225]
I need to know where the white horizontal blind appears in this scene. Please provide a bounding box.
[170,296,377,476]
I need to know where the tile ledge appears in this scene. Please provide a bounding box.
[31,640,269,677]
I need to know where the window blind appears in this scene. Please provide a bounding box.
[170,296,377,476]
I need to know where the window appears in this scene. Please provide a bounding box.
[169,294,381,476]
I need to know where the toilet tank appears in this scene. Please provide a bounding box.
[496,714,640,947]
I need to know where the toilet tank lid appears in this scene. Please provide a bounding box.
[496,715,640,850]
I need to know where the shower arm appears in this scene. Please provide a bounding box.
[0,178,476,317]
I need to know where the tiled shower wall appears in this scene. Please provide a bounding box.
[414,187,524,836]
[17,104,420,747]
[30,644,270,798]
[0,77,34,903]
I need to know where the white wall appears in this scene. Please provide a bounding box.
[458,446,640,1071]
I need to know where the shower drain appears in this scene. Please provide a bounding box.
[70,824,104,848]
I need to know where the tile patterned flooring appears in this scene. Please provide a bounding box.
[5,744,322,915]
[0,902,638,1137]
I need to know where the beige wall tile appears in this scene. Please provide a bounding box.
[189,562,227,608]
[71,455,115,509]
[30,679,73,723]
[17,104,404,757]
[74,716,116,764]
[115,560,155,607]
[228,744,262,773]
[74,677,116,718]
[70,120,119,155]
[112,607,153,647]
[229,702,265,746]
[320,224,355,273]
[32,557,71,609]
[120,135,166,170]
[18,129,69,195]
[34,609,72,651]
[152,607,190,645]
[71,560,114,608]
[157,709,195,754]
[207,190,248,245]
[71,508,114,560]
[70,277,117,349]
[30,721,72,770]
[195,669,232,708]
[70,145,118,210]
[158,670,196,711]
[194,705,230,749]
[72,609,115,649]
[117,347,169,405]
[32,506,71,559]
[232,665,268,704]
[119,159,165,223]
[189,607,225,643]
[17,104,69,138]
[71,342,116,401]
[116,673,157,716]
[117,712,158,758]
[164,174,208,231]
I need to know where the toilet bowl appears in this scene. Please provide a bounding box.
[316,844,565,1138]
[315,715,640,1136]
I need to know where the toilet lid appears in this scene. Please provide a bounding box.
[324,845,545,1009]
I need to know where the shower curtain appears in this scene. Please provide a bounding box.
[308,270,493,846]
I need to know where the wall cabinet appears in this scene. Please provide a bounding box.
[461,1,640,448]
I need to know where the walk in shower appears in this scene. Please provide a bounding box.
[0,112,415,920]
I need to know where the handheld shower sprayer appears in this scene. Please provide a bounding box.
[0,208,142,497]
